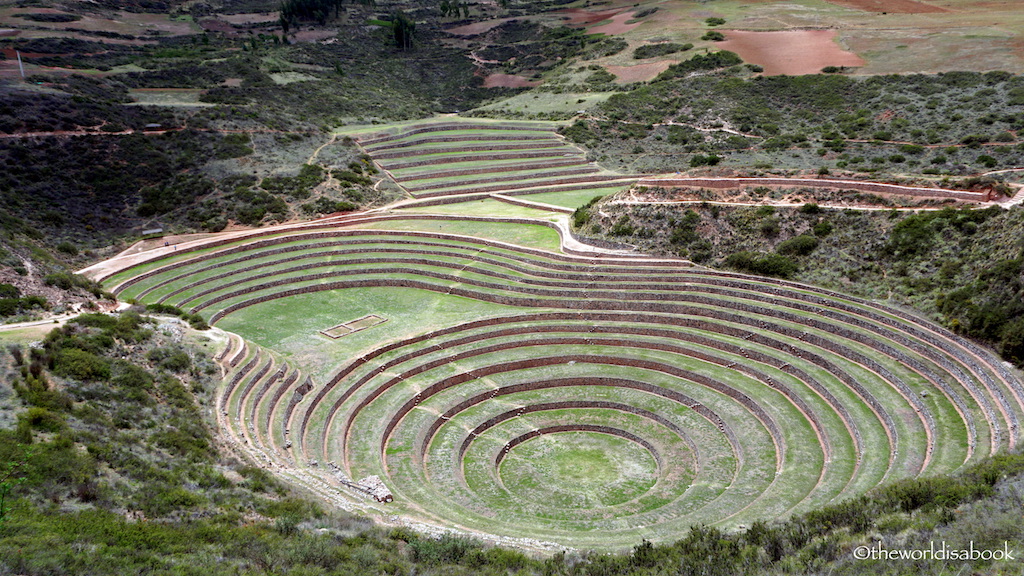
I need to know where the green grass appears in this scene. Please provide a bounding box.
[518,186,632,209]
[216,287,520,382]
[388,154,584,180]
[349,219,564,252]
[395,199,565,219]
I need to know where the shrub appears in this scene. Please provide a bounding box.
[976,154,997,168]
[585,69,616,84]
[669,210,701,244]
[214,133,253,159]
[43,273,74,290]
[110,360,154,390]
[656,51,742,80]
[54,348,111,381]
[961,134,990,147]
[689,154,721,167]
[139,485,205,517]
[1000,318,1024,365]
[760,218,780,237]
[262,164,326,199]
[813,221,833,237]
[145,303,184,316]
[43,272,102,296]
[633,43,692,60]
[609,215,635,236]
[777,234,820,256]
[705,17,726,26]
[885,213,934,257]
[147,347,191,372]
[410,535,480,565]
[332,169,371,186]
[723,251,798,277]
[18,407,67,434]
[185,313,209,330]
[571,195,604,230]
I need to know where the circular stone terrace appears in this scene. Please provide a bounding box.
[80,120,1024,550]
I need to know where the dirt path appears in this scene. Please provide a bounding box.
[307,133,338,165]
[637,176,994,203]
[0,314,74,332]
[606,198,994,212]
[0,126,321,139]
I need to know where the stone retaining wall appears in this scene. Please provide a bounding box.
[374,140,566,160]
[415,176,636,198]
[380,149,580,171]
[395,158,588,181]
[363,134,560,152]
[405,166,598,192]
[357,123,556,146]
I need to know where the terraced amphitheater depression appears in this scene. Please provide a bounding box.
[83,120,1024,551]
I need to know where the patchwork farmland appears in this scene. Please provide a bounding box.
[89,205,1024,549]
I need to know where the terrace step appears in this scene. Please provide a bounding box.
[415,177,640,199]
[363,132,563,153]
[404,166,601,192]
[370,139,567,160]
[378,148,582,171]
[391,157,590,181]
[357,122,558,146]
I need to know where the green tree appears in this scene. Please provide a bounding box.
[392,11,416,51]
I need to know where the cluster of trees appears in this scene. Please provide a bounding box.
[279,0,373,28]
[439,0,470,18]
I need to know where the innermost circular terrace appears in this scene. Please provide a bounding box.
[498,429,661,510]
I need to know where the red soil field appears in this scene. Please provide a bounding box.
[557,7,621,26]
[717,29,865,76]
[482,73,540,88]
[605,60,673,83]
[824,0,948,12]
[588,10,641,35]
[199,19,237,34]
